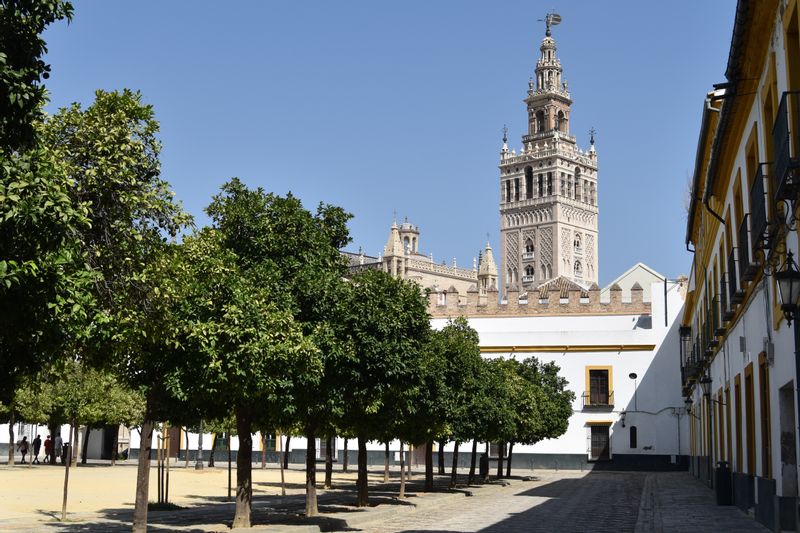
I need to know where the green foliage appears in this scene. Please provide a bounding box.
[13,361,145,426]
[163,229,322,418]
[0,0,73,152]
[336,269,431,439]
[40,89,191,323]
[0,0,89,405]
[515,357,574,444]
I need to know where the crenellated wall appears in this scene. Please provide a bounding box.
[428,283,650,317]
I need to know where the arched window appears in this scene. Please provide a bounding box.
[403,236,410,252]
[629,426,638,449]
[536,110,545,133]
[525,265,534,276]
[574,261,583,278]
[557,110,566,132]
[574,234,582,253]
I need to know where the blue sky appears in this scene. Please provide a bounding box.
[43,1,734,285]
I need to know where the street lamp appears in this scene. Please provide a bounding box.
[777,251,800,324]
[699,375,712,398]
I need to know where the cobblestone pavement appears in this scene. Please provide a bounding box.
[355,471,769,533]
[637,472,768,533]
[358,471,646,533]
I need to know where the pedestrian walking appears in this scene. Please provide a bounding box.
[54,434,63,464]
[17,436,29,464]
[32,434,41,464]
[43,435,52,464]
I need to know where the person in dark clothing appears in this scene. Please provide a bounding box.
[17,436,29,464]
[43,436,53,464]
[32,435,42,464]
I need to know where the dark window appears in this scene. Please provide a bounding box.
[629,426,637,448]
[589,369,609,405]
[538,174,544,196]
[547,172,553,195]
[514,178,520,201]
[525,167,533,199]
[505,181,511,203]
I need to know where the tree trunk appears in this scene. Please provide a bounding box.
[305,426,318,517]
[80,425,90,464]
[208,433,217,467]
[324,436,333,488]
[279,435,286,496]
[60,422,75,521]
[232,408,253,529]
[506,441,514,478]
[261,433,267,470]
[342,438,348,472]
[227,431,232,502]
[48,420,57,465]
[7,408,14,465]
[450,441,460,488]
[356,435,368,507]
[437,439,445,474]
[399,442,406,498]
[184,428,189,469]
[383,441,390,483]
[132,418,154,533]
[468,440,478,485]
[283,434,291,469]
[496,442,504,478]
[424,439,433,492]
[111,425,120,467]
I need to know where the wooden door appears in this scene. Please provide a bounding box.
[591,426,610,460]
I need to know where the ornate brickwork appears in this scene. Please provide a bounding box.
[505,230,520,273]
[586,234,595,279]
[560,228,571,270]
[540,226,553,278]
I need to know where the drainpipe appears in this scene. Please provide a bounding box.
[703,99,725,225]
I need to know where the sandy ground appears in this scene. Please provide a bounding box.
[0,460,369,522]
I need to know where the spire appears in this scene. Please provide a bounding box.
[384,218,404,257]
[533,13,567,98]
[479,240,498,277]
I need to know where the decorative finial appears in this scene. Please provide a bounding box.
[589,127,596,145]
[502,124,508,144]
[392,209,397,224]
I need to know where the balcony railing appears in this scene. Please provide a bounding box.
[582,390,614,409]
[750,163,769,255]
[720,273,733,322]
[522,275,535,283]
[728,248,744,305]
[772,91,800,201]
[521,252,535,261]
[738,214,757,282]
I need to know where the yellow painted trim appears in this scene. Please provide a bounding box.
[480,344,655,354]
[585,420,613,426]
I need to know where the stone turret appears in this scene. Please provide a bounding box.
[383,220,405,276]
[478,241,498,296]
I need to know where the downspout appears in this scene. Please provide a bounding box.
[703,99,725,225]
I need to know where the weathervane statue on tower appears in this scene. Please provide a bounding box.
[542,11,561,36]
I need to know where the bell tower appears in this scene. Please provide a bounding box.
[499,14,599,294]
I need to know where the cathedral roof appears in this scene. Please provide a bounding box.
[535,276,590,298]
